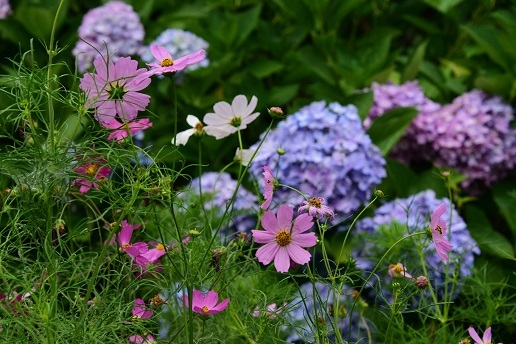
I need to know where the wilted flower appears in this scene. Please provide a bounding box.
[73,1,144,72]
[251,204,316,273]
[72,156,111,194]
[183,290,229,315]
[250,101,386,221]
[0,0,12,19]
[172,115,204,146]
[204,95,260,139]
[430,203,453,263]
[298,197,335,220]
[101,118,152,142]
[260,166,275,210]
[80,56,151,124]
[388,263,412,279]
[140,44,206,78]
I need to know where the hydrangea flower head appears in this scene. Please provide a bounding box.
[430,203,453,262]
[73,1,144,72]
[140,44,206,78]
[204,95,260,139]
[140,29,209,73]
[80,56,151,124]
[0,0,12,19]
[251,204,316,273]
[250,101,386,221]
[353,190,479,299]
[183,290,229,315]
[101,118,152,142]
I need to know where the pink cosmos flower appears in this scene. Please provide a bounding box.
[172,115,204,146]
[129,334,156,343]
[203,95,260,139]
[430,203,453,263]
[298,197,335,220]
[183,290,230,315]
[73,156,111,194]
[80,56,151,124]
[115,220,147,258]
[134,243,166,267]
[388,263,412,279]
[132,298,153,319]
[468,326,502,344]
[143,44,206,77]
[251,204,317,273]
[252,303,283,318]
[260,166,275,210]
[101,118,152,141]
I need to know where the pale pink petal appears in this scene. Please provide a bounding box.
[273,247,291,273]
[101,119,123,130]
[232,95,248,116]
[245,96,258,116]
[173,129,196,146]
[291,232,317,248]
[260,192,273,210]
[251,229,276,244]
[468,327,483,344]
[213,101,234,118]
[260,210,280,233]
[293,213,314,233]
[240,112,260,127]
[286,244,311,265]
[276,204,293,230]
[203,125,233,139]
[172,49,206,70]
[483,327,491,343]
[186,114,200,127]
[255,242,280,265]
[431,203,446,229]
[150,44,172,62]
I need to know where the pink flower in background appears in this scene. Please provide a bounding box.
[183,290,230,315]
[115,220,147,258]
[388,263,412,279]
[132,298,153,319]
[430,203,453,263]
[80,56,151,124]
[134,243,166,267]
[252,204,317,273]
[73,157,111,194]
[252,303,283,318]
[101,118,152,141]
[172,115,204,146]
[203,95,260,139]
[129,334,156,343]
[260,166,275,210]
[468,326,501,344]
[143,44,206,77]
[298,197,335,220]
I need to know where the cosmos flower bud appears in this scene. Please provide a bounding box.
[268,106,285,119]
[276,148,286,155]
[415,276,429,289]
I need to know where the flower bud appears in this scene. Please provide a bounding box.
[268,107,285,119]
[415,276,429,289]
[374,189,384,198]
[276,148,285,156]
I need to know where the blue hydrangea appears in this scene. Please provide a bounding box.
[73,1,145,72]
[250,101,386,221]
[0,0,12,19]
[286,282,372,343]
[188,172,257,234]
[353,190,479,300]
[140,29,209,74]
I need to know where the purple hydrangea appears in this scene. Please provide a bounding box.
[365,81,442,164]
[140,29,209,73]
[353,189,479,300]
[250,101,386,221]
[73,1,145,72]
[421,90,516,190]
[0,0,11,19]
[188,172,257,234]
[286,282,372,343]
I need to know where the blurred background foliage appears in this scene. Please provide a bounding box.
[1,0,515,288]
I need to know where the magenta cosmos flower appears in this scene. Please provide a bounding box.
[203,95,260,139]
[468,326,502,344]
[115,220,147,258]
[129,334,156,344]
[298,197,335,220]
[132,298,153,319]
[260,166,275,210]
[430,203,453,263]
[142,44,206,77]
[80,56,151,124]
[183,290,230,315]
[73,156,111,194]
[252,204,317,273]
[101,118,152,141]
[388,263,412,279]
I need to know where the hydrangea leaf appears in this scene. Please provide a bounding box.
[492,181,516,238]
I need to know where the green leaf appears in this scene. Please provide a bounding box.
[366,107,418,156]
[248,60,284,79]
[424,0,465,13]
[342,91,373,121]
[234,5,262,47]
[402,40,428,82]
[297,46,335,85]
[464,205,515,259]
[492,180,516,237]
[267,84,299,105]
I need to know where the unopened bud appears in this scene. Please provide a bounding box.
[337,305,347,319]
[268,107,285,119]
[374,189,384,198]
[415,276,429,289]
[276,148,285,156]
[188,229,201,237]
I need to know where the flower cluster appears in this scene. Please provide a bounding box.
[187,172,258,234]
[73,1,145,72]
[250,101,386,220]
[353,190,479,299]
[140,29,209,74]
[0,0,12,19]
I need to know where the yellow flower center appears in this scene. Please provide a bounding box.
[156,243,165,250]
[122,243,131,249]
[202,306,209,313]
[275,230,292,247]
[308,197,322,208]
[86,164,98,175]
[394,265,403,274]
[161,57,174,67]
[435,225,443,235]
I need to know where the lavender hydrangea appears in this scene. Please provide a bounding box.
[421,90,516,189]
[72,1,144,72]
[250,101,386,221]
[286,282,372,343]
[188,172,257,234]
[0,0,11,19]
[353,190,479,300]
[365,81,442,164]
[140,29,209,73]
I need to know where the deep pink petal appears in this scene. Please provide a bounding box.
[204,291,219,309]
[273,247,291,273]
[276,204,293,230]
[209,297,230,314]
[286,243,312,265]
[255,242,280,265]
[191,290,204,309]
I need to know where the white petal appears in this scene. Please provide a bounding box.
[204,125,233,140]
[232,95,248,116]
[186,114,200,128]
[235,148,255,166]
[172,129,195,145]
[204,112,228,126]
[213,101,233,118]
[245,95,258,116]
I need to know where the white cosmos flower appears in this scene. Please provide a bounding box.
[172,114,204,146]
[235,148,255,166]
[203,95,260,140]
